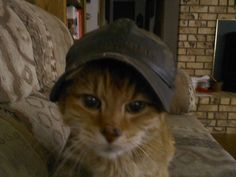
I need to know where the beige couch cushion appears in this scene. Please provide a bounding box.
[0,0,39,102]
[0,92,70,154]
[8,0,73,92]
[0,0,73,103]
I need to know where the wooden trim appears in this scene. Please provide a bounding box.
[24,0,67,24]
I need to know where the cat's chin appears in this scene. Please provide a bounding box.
[95,145,125,160]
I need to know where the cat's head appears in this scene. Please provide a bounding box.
[58,60,165,159]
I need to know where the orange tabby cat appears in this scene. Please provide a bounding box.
[53,60,175,177]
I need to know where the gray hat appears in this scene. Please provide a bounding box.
[50,19,176,111]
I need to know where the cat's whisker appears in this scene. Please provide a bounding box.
[68,152,83,177]
[129,141,155,163]
[138,145,155,162]
[143,141,166,155]
[132,148,144,162]
[75,147,89,174]
[55,148,77,170]
[122,141,144,162]
[68,144,91,177]
[61,139,82,156]
[57,139,83,161]
[52,139,88,177]
[52,144,74,168]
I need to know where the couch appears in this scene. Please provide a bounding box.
[0,0,236,177]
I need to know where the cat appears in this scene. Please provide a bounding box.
[52,60,175,177]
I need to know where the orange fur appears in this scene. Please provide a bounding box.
[54,61,175,177]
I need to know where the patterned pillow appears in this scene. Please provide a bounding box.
[169,69,197,114]
[0,0,73,103]
[0,0,39,102]
[8,0,73,93]
[0,92,70,154]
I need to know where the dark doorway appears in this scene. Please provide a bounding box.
[113,1,135,21]
[222,32,236,92]
[104,0,179,58]
[213,20,236,92]
[105,0,156,31]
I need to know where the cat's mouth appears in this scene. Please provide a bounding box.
[104,145,119,153]
[95,144,124,159]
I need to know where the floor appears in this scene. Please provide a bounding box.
[212,133,236,159]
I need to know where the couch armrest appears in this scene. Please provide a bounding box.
[0,113,48,177]
[168,114,236,177]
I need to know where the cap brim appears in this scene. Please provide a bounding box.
[50,52,174,112]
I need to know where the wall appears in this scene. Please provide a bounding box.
[178,0,236,134]
[178,0,236,77]
[161,0,180,58]
[86,0,100,33]
[196,93,236,133]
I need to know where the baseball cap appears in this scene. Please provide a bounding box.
[50,19,176,111]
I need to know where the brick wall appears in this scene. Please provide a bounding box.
[196,94,236,133]
[178,0,236,76]
[178,0,236,134]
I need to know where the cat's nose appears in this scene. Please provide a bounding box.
[101,126,122,143]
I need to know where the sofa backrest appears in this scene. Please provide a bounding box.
[0,0,73,103]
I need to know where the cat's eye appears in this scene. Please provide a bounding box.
[81,94,101,110]
[126,101,146,114]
